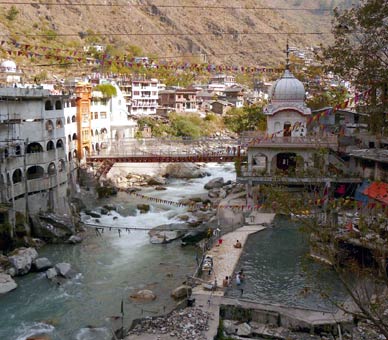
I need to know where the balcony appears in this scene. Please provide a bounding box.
[248,136,338,149]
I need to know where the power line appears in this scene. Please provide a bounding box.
[0,2,335,12]
[1,31,329,38]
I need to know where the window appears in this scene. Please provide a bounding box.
[100,112,107,119]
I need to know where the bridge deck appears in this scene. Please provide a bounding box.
[87,154,240,163]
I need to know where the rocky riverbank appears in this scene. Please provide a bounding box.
[0,246,79,295]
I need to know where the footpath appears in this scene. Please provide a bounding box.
[192,212,275,340]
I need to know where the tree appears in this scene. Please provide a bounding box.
[5,6,19,21]
[320,0,388,134]
[223,104,266,133]
[94,84,117,98]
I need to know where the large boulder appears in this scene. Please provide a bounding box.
[166,163,207,179]
[149,224,187,244]
[0,273,17,294]
[8,247,38,275]
[146,176,166,186]
[54,262,76,279]
[33,257,52,272]
[129,289,156,301]
[181,227,208,245]
[30,213,75,243]
[171,285,192,300]
[204,177,224,190]
[137,204,150,214]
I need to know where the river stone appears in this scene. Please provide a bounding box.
[46,267,57,280]
[33,257,52,272]
[204,177,224,190]
[237,322,252,337]
[68,235,83,244]
[147,176,166,186]
[55,263,72,278]
[129,289,156,301]
[0,273,17,294]
[154,186,167,191]
[137,204,150,214]
[26,335,51,340]
[30,213,75,242]
[166,163,206,179]
[171,285,192,300]
[85,210,101,218]
[8,247,38,276]
[223,320,238,335]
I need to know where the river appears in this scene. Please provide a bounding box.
[0,163,347,340]
[0,163,236,340]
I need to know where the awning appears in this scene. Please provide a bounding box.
[363,181,388,205]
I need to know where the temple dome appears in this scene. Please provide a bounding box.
[1,60,17,72]
[270,69,305,102]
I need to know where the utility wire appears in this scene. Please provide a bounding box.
[0,31,329,38]
[0,2,335,11]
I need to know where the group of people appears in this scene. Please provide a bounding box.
[222,269,245,294]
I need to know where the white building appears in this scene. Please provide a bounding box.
[0,87,71,220]
[264,69,311,137]
[0,60,22,84]
[130,78,159,115]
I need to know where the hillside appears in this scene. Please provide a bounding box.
[0,0,356,79]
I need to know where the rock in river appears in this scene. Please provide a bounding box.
[8,247,38,276]
[30,213,75,243]
[129,289,156,301]
[33,257,52,272]
[0,273,17,294]
[171,285,192,300]
[204,177,224,190]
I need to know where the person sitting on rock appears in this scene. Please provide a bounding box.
[234,240,242,248]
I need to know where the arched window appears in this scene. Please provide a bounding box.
[91,129,94,136]
[45,100,53,110]
[68,135,72,144]
[55,100,62,110]
[94,112,98,119]
[47,140,55,151]
[12,169,22,183]
[96,143,100,151]
[68,152,72,161]
[56,139,64,149]
[95,129,99,136]
[73,150,78,159]
[71,115,76,123]
[101,128,108,134]
[58,159,65,172]
[72,133,77,140]
[15,145,21,156]
[26,165,44,180]
[45,120,54,131]
[56,118,63,128]
[26,142,43,153]
[48,162,56,175]
[4,148,9,158]
[66,117,71,124]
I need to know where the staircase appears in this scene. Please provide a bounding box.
[329,152,348,173]
[95,159,115,179]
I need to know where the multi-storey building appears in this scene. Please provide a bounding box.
[0,87,70,223]
[158,88,198,113]
[130,77,159,115]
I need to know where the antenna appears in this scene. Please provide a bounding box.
[286,39,290,70]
